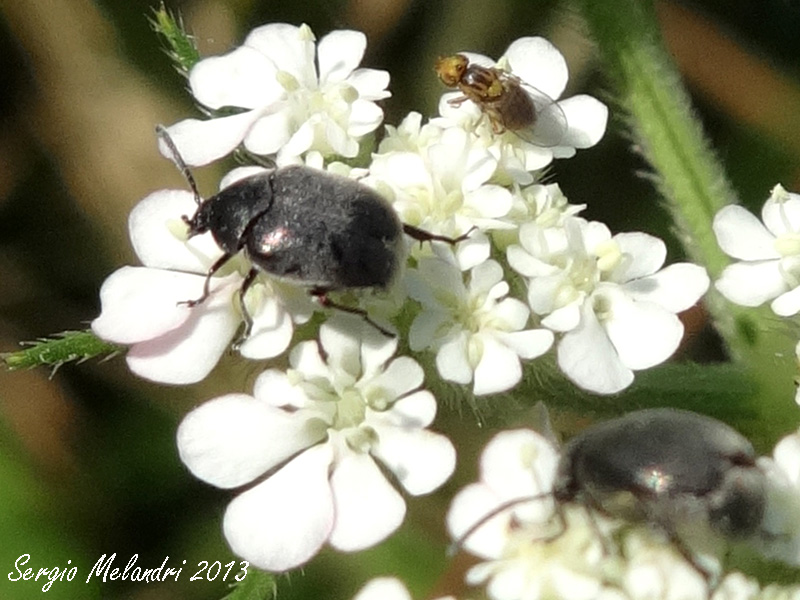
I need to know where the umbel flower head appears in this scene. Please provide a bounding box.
[407,256,554,395]
[508,217,709,394]
[177,318,456,571]
[160,23,390,166]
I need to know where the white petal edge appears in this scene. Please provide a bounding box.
[129,189,222,272]
[555,94,608,149]
[624,263,709,313]
[328,452,406,551]
[160,111,265,167]
[715,261,786,307]
[713,205,779,261]
[504,37,568,100]
[189,46,281,110]
[372,426,456,495]
[223,443,335,572]
[124,277,241,384]
[177,394,325,489]
[354,578,412,600]
[557,304,633,394]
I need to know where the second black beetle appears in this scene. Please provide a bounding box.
[553,408,767,542]
[455,408,768,578]
[157,126,464,336]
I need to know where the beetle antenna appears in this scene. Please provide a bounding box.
[447,492,554,556]
[156,125,202,206]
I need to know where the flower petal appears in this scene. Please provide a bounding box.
[541,302,581,332]
[348,68,391,100]
[771,286,800,316]
[495,329,554,360]
[624,263,709,313]
[92,267,202,343]
[762,187,800,237]
[160,111,265,167]
[354,578,412,600]
[120,274,241,384]
[223,443,335,571]
[557,303,633,394]
[372,426,456,495]
[254,368,314,409]
[129,189,221,272]
[376,390,437,428]
[436,332,473,385]
[491,297,530,331]
[481,429,559,502]
[447,482,508,560]
[365,356,424,400]
[612,232,666,281]
[328,452,406,551]
[238,294,295,360]
[504,37,568,100]
[348,99,385,137]
[602,286,683,371]
[189,46,281,110]
[555,95,608,149]
[245,23,316,88]
[177,394,325,489]
[243,109,294,155]
[473,335,523,395]
[713,205,779,260]
[317,30,366,84]
[715,261,786,306]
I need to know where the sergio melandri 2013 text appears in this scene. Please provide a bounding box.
[7,553,249,592]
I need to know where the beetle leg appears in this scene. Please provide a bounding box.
[661,523,718,586]
[179,252,233,308]
[402,224,476,246]
[310,289,394,338]
[231,267,260,350]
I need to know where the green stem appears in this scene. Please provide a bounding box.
[575,0,798,435]
[1,331,123,372]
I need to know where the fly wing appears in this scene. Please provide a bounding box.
[515,83,568,148]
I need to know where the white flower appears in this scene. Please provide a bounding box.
[160,23,390,167]
[508,217,709,394]
[447,429,560,560]
[368,126,512,268]
[448,429,621,600]
[433,37,608,180]
[714,184,800,316]
[407,257,553,395]
[493,182,586,249]
[377,111,445,155]
[177,318,456,571]
[91,187,312,384]
[353,577,457,600]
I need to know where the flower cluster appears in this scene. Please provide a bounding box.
[178,318,455,571]
[91,19,721,579]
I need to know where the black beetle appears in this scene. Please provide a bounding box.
[454,408,767,577]
[156,126,466,337]
[553,408,766,541]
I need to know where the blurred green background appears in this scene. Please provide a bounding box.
[1,0,800,598]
